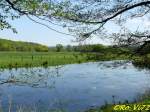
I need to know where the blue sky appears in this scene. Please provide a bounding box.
[0,16,109,46]
[0,16,149,46]
[0,16,75,46]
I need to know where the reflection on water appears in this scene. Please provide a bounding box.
[97,60,131,69]
[0,65,64,88]
[0,61,150,112]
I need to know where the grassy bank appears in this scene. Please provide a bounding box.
[86,90,150,112]
[0,52,89,68]
[85,99,150,112]
[86,99,150,112]
[132,54,150,69]
[0,51,130,69]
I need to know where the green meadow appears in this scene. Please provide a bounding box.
[0,51,132,69]
[0,52,90,68]
[0,38,132,69]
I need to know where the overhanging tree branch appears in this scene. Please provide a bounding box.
[3,0,150,43]
[63,1,150,24]
[5,0,28,14]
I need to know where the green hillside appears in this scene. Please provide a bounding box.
[0,38,48,52]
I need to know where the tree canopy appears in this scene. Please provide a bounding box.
[56,44,63,52]
[1,0,150,52]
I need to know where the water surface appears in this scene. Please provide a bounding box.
[0,61,150,112]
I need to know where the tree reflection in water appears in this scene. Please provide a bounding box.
[97,60,150,73]
[97,60,131,69]
[0,65,75,112]
[0,65,64,89]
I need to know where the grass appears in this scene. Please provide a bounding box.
[86,99,150,112]
[86,90,150,112]
[0,51,130,69]
[0,52,90,69]
[132,55,150,69]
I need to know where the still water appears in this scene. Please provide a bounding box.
[0,61,150,112]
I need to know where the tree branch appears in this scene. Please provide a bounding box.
[65,1,150,24]
[5,0,28,14]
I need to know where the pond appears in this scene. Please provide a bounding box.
[0,60,150,112]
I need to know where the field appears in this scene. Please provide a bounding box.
[0,52,91,68]
[0,51,132,69]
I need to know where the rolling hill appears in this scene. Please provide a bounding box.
[0,38,48,52]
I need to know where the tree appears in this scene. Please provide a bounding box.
[66,45,72,52]
[56,44,63,52]
[1,0,150,53]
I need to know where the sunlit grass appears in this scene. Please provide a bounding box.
[0,52,89,69]
[86,90,150,112]
[0,51,131,69]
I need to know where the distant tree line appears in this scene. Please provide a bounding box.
[0,38,48,52]
[0,38,141,55]
[49,44,131,54]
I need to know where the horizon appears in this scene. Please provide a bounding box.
[0,37,112,47]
